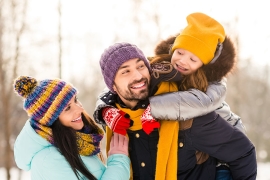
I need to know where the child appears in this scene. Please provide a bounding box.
[148,12,251,179]
[13,76,130,180]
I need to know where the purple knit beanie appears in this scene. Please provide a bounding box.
[100,42,151,93]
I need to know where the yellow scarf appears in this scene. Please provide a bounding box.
[106,81,179,180]
[154,81,179,180]
[105,107,145,154]
[32,111,104,157]
[105,107,145,180]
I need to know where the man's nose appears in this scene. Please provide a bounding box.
[133,70,143,79]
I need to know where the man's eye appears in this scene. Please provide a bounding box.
[138,65,144,69]
[122,70,129,74]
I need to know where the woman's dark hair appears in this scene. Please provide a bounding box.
[51,112,97,180]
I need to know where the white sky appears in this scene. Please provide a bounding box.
[22,0,270,79]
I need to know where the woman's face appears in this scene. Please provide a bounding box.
[171,48,204,75]
[58,95,84,130]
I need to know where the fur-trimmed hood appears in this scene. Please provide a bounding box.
[152,34,237,82]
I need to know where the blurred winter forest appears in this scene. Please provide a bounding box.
[0,0,270,179]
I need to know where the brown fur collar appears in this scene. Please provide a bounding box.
[152,34,237,82]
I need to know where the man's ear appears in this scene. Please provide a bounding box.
[113,84,117,92]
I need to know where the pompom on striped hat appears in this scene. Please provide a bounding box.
[14,76,77,127]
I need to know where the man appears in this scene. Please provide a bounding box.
[94,42,256,180]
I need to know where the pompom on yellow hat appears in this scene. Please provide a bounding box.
[171,12,225,64]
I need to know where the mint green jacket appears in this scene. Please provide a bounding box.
[14,121,130,180]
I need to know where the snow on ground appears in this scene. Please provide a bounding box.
[257,162,270,180]
[1,162,270,180]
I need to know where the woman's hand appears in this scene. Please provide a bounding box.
[108,133,129,156]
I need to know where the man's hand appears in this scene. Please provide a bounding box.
[141,105,160,135]
[102,107,132,136]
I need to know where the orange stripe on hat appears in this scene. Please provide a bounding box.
[39,84,75,126]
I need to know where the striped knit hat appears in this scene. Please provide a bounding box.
[14,76,77,127]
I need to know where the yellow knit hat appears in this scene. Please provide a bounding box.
[171,12,225,64]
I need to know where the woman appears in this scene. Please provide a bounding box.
[13,76,130,180]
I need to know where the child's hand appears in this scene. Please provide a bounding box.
[141,105,160,135]
[102,107,133,136]
[108,133,129,156]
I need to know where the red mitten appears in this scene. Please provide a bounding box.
[141,105,160,135]
[102,107,132,136]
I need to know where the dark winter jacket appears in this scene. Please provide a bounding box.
[176,111,256,179]
[97,88,257,180]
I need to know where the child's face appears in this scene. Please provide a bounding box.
[171,48,203,75]
[58,95,84,130]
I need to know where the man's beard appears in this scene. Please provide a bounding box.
[114,78,149,102]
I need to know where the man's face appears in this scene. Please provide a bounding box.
[113,58,150,108]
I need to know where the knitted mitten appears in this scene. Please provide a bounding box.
[141,105,160,135]
[102,107,132,136]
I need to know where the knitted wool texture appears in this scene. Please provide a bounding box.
[14,76,77,141]
[171,12,225,64]
[99,42,152,93]
[14,76,105,156]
